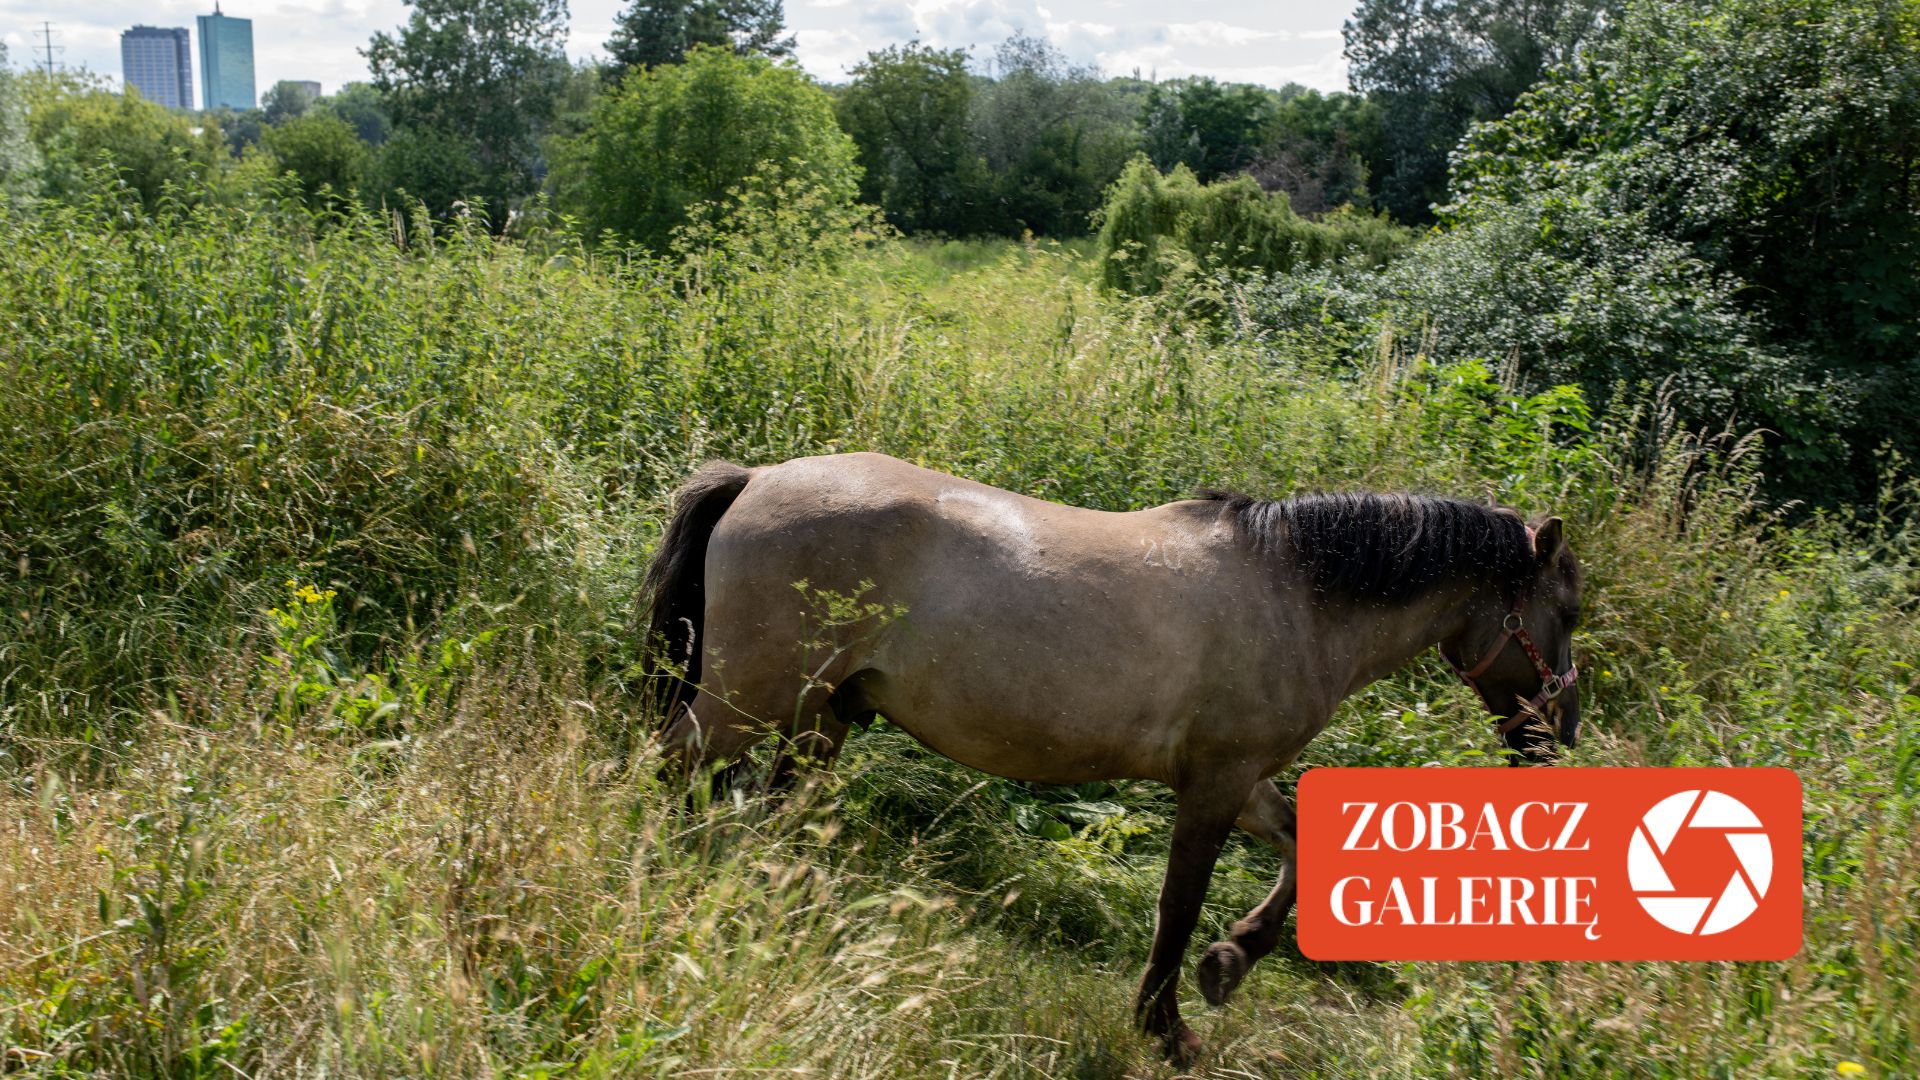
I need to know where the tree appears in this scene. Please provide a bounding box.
[969,34,1138,236]
[835,42,986,234]
[1246,87,1380,214]
[23,74,222,209]
[262,80,314,126]
[0,46,39,202]
[605,0,793,78]
[1450,0,1920,502]
[370,125,484,218]
[364,0,570,217]
[554,45,857,248]
[1344,0,1616,222]
[264,112,370,201]
[1139,77,1278,183]
[317,83,393,146]
[208,106,267,154]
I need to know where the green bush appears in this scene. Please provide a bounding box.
[1240,191,1841,480]
[21,74,222,209]
[368,124,484,219]
[1446,0,1920,504]
[263,112,371,203]
[1094,155,1412,295]
[554,45,859,249]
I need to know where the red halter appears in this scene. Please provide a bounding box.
[1439,590,1580,736]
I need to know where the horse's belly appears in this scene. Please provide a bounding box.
[856,617,1210,786]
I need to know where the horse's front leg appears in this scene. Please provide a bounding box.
[1135,787,1241,1063]
[1197,779,1298,1006]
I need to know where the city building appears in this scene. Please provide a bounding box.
[197,3,255,111]
[120,26,193,110]
[289,80,321,99]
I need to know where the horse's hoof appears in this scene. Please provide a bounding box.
[1196,940,1248,1006]
[1163,1023,1205,1066]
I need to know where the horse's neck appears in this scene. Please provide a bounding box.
[1332,582,1480,698]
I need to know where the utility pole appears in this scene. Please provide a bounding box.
[35,21,63,76]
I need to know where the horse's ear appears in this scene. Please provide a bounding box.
[1532,517,1566,564]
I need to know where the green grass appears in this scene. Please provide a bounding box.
[1,189,1917,1076]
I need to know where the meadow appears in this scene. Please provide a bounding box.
[2,187,1917,1077]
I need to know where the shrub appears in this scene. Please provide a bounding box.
[369,124,484,219]
[1239,191,1847,490]
[554,45,859,249]
[1094,155,1411,296]
[1446,0,1920,503]
[21,74,222,210]
[263,112,370,203]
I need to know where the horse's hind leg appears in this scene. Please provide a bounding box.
[659,689,774,778]
[665,675,846,795]
[766,713,850,792]
[1135,786,1242,1064]
[1197,779,1299,1007]
[766,668,880,792]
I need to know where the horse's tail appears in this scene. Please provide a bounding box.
[641,460,752,723]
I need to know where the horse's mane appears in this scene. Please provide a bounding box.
[1193,490,1536,602]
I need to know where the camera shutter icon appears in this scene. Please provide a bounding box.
[1629,789,1773,936]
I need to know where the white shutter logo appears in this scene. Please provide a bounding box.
[1628,789,1773,935]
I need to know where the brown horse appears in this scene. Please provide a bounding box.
[642,452,1582,1061]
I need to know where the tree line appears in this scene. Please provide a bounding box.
[0,0,1438,242]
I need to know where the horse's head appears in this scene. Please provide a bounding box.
[1444,516,1584,765]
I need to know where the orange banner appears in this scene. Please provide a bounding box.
[1296,768,1802,960]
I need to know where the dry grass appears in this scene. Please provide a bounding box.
[0,658,1414,1078]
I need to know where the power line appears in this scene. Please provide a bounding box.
[35,21,64,77]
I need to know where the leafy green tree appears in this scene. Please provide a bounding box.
[24,74,222,209]
[262,80,314,126]
[1139,77,1277,183]
[1247,87,1380,214]
[1450,0,1920,501]
[554,45,857,248]
[208,106,267,154]
[369,125,484,218]
[835,43,986,234]
[317,83,393,146]
[605,0,793,77]
[364,0,570,217]
[970,34,1138,236]
[1344,0,1615,222]
[264,112,370,201]
[0,46,39,202]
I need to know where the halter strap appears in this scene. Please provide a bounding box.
[1439,592,1579,736]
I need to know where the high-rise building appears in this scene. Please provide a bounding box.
[289,80,321,99]
[121,26,194,110]
[197,3,255,111]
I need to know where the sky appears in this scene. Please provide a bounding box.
[2,0,1358,99]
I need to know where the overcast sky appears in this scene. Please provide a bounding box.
[2,0,1358,98]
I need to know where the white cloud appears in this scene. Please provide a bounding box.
[792,26,868,78]
[1166,20,1277,48]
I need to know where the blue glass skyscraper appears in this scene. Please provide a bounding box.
[197,4,255,110]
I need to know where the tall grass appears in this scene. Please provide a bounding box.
[2,186,1916,1076]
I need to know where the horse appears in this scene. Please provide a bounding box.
[640,452,1582,1062]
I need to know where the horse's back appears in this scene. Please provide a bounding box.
[698,453,1281,783]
